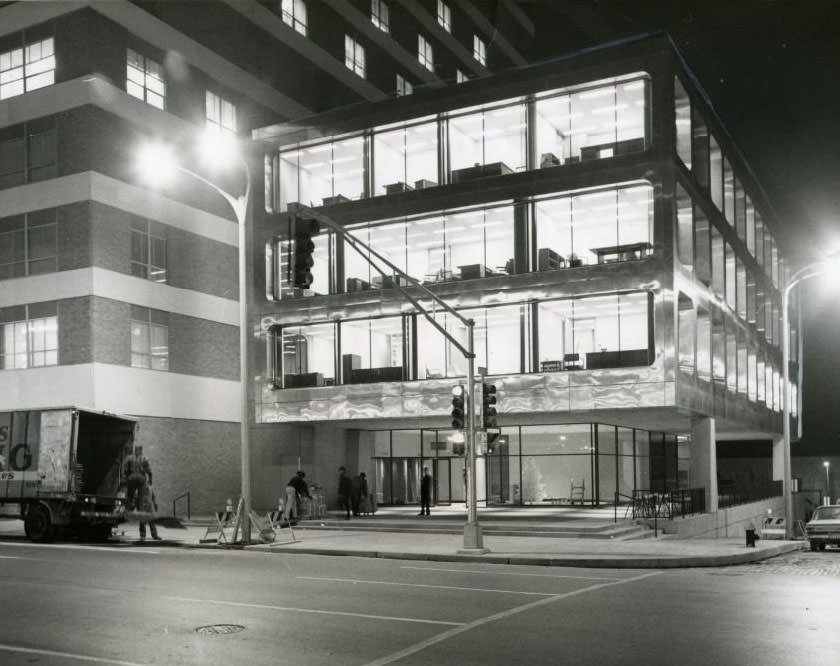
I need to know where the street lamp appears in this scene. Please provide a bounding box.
[782,259,840,537]
[137,134,253,543]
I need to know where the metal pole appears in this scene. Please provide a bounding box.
[176,162,252,544]
[782,282,793,539]
[462,320,486,552]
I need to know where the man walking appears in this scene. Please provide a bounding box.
[337,466,353,519]
[419,466,432,516]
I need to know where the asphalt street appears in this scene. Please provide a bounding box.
[0,541,838,666]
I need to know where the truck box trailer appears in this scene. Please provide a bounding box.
[0,407,136,542]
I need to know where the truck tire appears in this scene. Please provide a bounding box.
[24,504,56,543]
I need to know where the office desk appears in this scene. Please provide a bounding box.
[384,181,413,194]
[458,264,494,279]
[590,242,653,264]
[450,161,513,183]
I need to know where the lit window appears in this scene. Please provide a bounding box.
[371,0,390,33]
[473,35,486,65]
[0,307,57,369]
[396,74,413,97]
[0,37,55,100]
[130,308,169,371]
[206,90,237,134]
[437,1,452,32]
[456,69,468,83]
[418,34,434,72]
[281,0,307,36]
[345,35,366,78]
[131,216,167,283]
[126,48,165,109]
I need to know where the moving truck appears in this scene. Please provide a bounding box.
[0,407,136,542]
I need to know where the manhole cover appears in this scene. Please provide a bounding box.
[195,624,246,635]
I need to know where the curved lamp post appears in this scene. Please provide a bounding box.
[782,260,838,538]
[137,136,252,543]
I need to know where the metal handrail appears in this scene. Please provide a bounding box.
[172,491,191,520]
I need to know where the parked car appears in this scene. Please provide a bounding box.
[805,505,840,551]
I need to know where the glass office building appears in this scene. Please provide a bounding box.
[252,35,794,513]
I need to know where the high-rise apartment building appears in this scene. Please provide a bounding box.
[0,0,534,515]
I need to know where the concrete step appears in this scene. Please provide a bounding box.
[294,517,653,540]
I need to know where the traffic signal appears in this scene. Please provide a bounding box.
[481,382,497,429]
[291,215,319,289]
[451,384,466,430]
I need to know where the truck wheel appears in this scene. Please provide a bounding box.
[24,505,55,543]
[810,541,818,551]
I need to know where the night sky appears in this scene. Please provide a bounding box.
[519,0,840,453]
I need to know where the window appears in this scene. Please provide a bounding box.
[535,76,648,166]
[448,99,527,175]
[396,74,413,97]
[0,209,57,280]
[418,34,434,72]
[371,0,389,33]
[456,69,468,83]
[126,48,165,109]
[674,77,691,168]
[0,36,55,101]
[0,303,57,369]
[534,183,653,267]
[130,307,169,371]
[372,116,437,195]
[274,322,335,385]
[281,0,307,35]
[538,293,651,372]
[131,216,167,283]
[437,1,452,32]
[345,35,366,78]
[473,35,486,65]
[206,91,236,135]
[0,118,57,189]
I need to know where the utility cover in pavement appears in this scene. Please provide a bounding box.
[195,624,245,635]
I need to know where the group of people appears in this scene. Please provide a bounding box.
[280,465,434,522]
[337,467,374,519]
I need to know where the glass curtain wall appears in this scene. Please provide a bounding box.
[372,423,680,506]
[273,73,650,212]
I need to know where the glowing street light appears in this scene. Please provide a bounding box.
[782,258,840,537]
[136,133,253,543]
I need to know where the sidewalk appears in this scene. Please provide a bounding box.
[0,516,804,568]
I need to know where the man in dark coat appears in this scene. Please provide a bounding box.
[337,466,353,519]
[283,470,311,523]
[419,467,433,516]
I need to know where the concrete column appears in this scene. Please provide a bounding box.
[771,435,784,482]
[691,417,718,513]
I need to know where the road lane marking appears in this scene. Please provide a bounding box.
[0,644,147,666]
[168,596,464,626]
[0,542,160,554]
[400,565,621,581]
[298,575,553,596]
[0,555,23,559]
[359,570,662,666]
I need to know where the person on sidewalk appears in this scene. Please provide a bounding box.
[337,466,353,519]
[137,477,161,541]
[419,467,432,516]
[283,470,311,524]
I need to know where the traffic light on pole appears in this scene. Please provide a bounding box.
[451,384,466,430]
[292,215,319,289]
[481,382,497,429]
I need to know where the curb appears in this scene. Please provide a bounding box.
[241,540,805,568]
